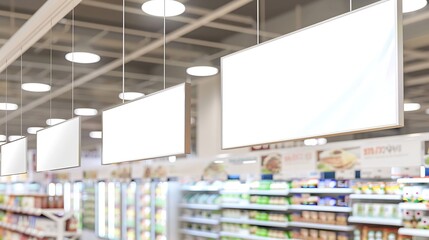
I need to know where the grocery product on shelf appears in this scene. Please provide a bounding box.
[290,210,348,225]
[155,182,168,240]
[355,226,400,240]
[139,181,152,240]
[222,223,291,239]
[291,194,348,207]
[352,203,400,219]
[291,179,349,189]
[82,182,96,230]
[126,181,137,240]
[291,228,348,240]
[351,181,402,195]
[183,193,221,205]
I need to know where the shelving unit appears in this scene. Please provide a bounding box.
[221,203,289,211]
[180,203,221,210]
[180,228,219,239]
[288,205,352,212]
[399,202,429,210]
[221,190,289,196]
[220,231,294,240]
[182,186,221,192]
[398,228,429,237]
[180,216,220,225]
[288,221,355,231]
[289,188,353,194]
[348,216,402,226]
[349,194,402,200]
[397,178,429,184]
[220,217,289,228]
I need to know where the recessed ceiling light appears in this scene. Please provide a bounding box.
[22,83,51,92]
[0,135,6,141]
[0,103,18,111]
[404,103,421,112]
[46,118,66,126]
[168,156,176,163]
[403,0,427,13]
[74,108,98,116]
[118,92,145,101]
[89,131,102,139]
[186,66,218,77]
[65,52,101,64]
[142,0,185,17]
[9,135,24,141]
[27,127,44,134]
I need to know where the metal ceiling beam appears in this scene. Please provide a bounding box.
[0,10,243,52]
[0,0,252,125]
[0,0,81,73]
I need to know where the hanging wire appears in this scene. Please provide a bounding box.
[71,9,75,117]
[350,0,352,11]
[163,0,166,89]
[256,0,260,44]
[20,48,23,136]
[122,0,125,103]
[50,19,53,123]
[5,61,7,139]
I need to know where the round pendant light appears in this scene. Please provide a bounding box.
[89,131,102,139]
[8,135,24,141]
[119,92,145,101]
[403,0,427,13]
[404,103,421,111]
[142,0,185,17]
[22,83,51,92]
[46,118,66,126]
[27,127,44,135]
[74,108,98,116]
[0,103,18,111]
[186,66,219,77]
[65,52,101,64]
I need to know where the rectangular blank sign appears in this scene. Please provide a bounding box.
[37,117,81,171]
[102,83,190,164]
[221,0,403,149]
[1,137,27,176]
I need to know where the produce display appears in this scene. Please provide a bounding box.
[249,180,289,190]
[291,211,348,225]
[352,182,402,195]
[182,193,221,205]
[0,194,64,209]
[183,209,221,219]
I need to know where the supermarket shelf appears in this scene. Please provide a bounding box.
[181,186,221,192]
[221,203,289,211]
[220,217,289,228]
[220,231,295,240]
[180,229,219,239]
[398,228,429,237]
[180,216,220,225]
[179,203,220,210]
[399,203,429,210]
[349,194,402,200]
[288,222,355,231]
[221,190,290,196]
[288,205,352,212]
[289,188,353,194]
[348,216,402,226]
[0,222,80,238]
[397,178,429,184]
[0,204,65,216]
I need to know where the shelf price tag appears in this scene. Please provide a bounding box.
[335,169,355,180]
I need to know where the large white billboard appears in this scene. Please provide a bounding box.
[1,137,27,176]
[102,83,191,164]
[221,0,403,149]
[37,117,81,171]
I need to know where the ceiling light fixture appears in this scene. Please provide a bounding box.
[74,108,98,116]
[142,0,186,17]
[46,118,66,126]
[89,131,102,139]
[403,0,427,13]
[317,138,327,145]
[27,127,44,135]
[186,66,218,77]
[404,103,421,112]
[0,103,18,111]
[304,138,318,146]
[65,52,101,64]
[118,92,145,101]
[8,135,24,141]
[22,83,51,92]
[168,156,177,163]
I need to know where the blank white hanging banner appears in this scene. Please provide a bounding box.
[102,83,190,164]
[221,0,403,149]
[37,117,81,171]
[1,137,27,176]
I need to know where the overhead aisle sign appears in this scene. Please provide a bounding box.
[221,0,403,149]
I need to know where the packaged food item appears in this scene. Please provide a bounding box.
[336,213,348,225]
[372,204,382,217]
[326,213,336,224]
[309,229,318,238]
[302,211,311,221]
[310,211,318,222]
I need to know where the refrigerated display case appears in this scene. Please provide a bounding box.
[137,181,152,240]
[124,181,137,239]
[154,181,180,240]
[82,182,96,230]
[97,181,107,239]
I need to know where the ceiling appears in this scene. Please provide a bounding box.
[0,0,429,150]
